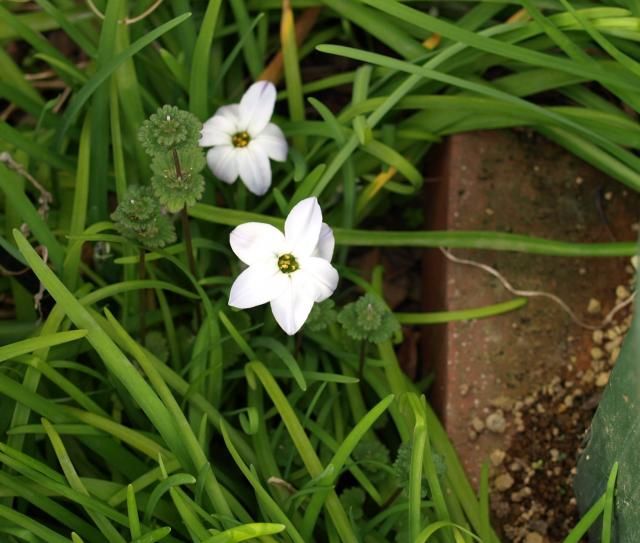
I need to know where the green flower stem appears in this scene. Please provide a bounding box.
[138,248,146,341]
[396,298,527,324]
[168,144,200,322]
[180,205,201,324]
[189,204,636,256]
[172,148,183,179]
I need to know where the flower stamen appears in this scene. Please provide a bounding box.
[278,253,299,273]
[232,131,251,148]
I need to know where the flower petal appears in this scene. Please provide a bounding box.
[298,256,339,302]
[206,146,238,184]
[239,81,276,135]
[270,275,315,335]
[253,123,288,161]
[236,145,272,196]
[230,222,286,266]
[312,223,335,261]
[229,260,287,309]
[284,197,323,257]
[199,113,235,147]
[200,105,241,146]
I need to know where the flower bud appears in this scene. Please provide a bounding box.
[111,185,176,249]
[138,105,202,155]
[337,293,399,343]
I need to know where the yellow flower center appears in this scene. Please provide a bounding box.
[232,131,251,148]
[278,253,299,274]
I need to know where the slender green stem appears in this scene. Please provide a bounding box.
[397,298,527,324]
[171,148,199,300]
[138,248,146,342]
[180,205,201,326]
[189,204,637,257]
[171,148,183,179]
[358,340,367,382]
[180,206,198,281]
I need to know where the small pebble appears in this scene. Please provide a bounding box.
[592,330,603,344]
[591,347,604,360]
[494,473,515,492]
[471,416,485,433]
[606,328,619,340]
[490,449,506,467]
[596,372,610,387]
[486,410,507,434]
[587,298,601,314]
[511,486,531,502]
[490,395,513,409]
[525,533,544,543]
[610,347,621,364]
[616,285,631,300]
[604,338,622,353]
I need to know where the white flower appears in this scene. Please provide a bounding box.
[228,197,338,335]
[199,81,288,196]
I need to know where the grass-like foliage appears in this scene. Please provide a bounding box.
[0,0,637,541]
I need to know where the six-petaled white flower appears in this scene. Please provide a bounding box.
[199,81,288,196]
[229,197,338,335]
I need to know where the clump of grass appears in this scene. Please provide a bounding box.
[0,1,631,541]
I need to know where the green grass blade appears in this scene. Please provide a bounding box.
[41,418,127,543]
[396,298,527,324]
[63,113,91,287]
[220,421,306,543]
[189,0,222,119]
[252,336,307,391]
[0,4,86,82]
[301,395,394,540]
[229,0,262,78]
[0,331,87,363]
[0,163,65,269]
[0,122,74,171]
[0,504,70,543]
[322,0,425,59]
[189,203,636,256]
[56,12,192,144]
[602,462,619,543]
[0,49,43,105]
[245,361,357,543]
[13,229,190,462]
[281,1,306,152]
[203,523,286,543]
[144,473,196,523]
[33,0,97,57]
[127,484,142,540]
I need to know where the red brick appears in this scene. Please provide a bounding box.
[422,129,639,485]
